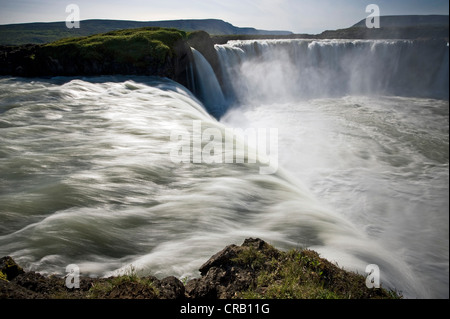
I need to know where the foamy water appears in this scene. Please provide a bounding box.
[0,39,448,299]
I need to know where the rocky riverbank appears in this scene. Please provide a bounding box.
[0,238,400,300]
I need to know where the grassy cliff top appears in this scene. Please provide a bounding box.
[46,27,187,48]
[40,27,188,65]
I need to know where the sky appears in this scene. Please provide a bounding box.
[0,0,448,33]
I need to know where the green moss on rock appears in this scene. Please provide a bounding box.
[1,239,402,300]
[0,271,7,282]
[0,256,25,281]
[187,238,402,300]
[40,27,187,69]
[235,245,402,299]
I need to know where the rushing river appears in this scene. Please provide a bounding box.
[0,39,448,299]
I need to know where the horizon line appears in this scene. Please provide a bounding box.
[1,14,448,29]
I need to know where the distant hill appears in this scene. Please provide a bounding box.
[0,19,292,45]
[1,15,447,46]
[213,15,449,43]
[319,15,449,40]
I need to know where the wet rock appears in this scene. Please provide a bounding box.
[185,267,227,299]
[186,238,270,299]
[12,272,65,298]
[0,256,25,281]
[0,37,192,89]
[0,238,401,299]
[187,31,224,87]
[199,245,240,276]
[158,276,186,299]
[104,281,158,299]
[0,279,40,299]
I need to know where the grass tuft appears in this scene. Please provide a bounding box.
[234,247,402,299]
[87,265,159,299]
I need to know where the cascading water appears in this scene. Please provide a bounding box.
[0,38,448,299]
[214,39,449,299]
[190,48,227,118]
[216,39,449,106]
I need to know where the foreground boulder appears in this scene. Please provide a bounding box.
[185,238,280,299]
[185,238,399,299]
[0,256,25,281]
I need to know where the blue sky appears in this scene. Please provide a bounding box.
[0,0,448,33]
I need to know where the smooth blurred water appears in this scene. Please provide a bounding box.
[0,39,448,299]
[213,39,449,298]
[222,95,449,299]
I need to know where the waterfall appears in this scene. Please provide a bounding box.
[0,38,447,299]
[190,48,227,119]
[215,39,449,105]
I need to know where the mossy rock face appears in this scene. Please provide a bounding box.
[187,238,401,300]
[89,278,159,299]
[42,27,186,65]
[35,27,187,75]
[0,256,25,281]
[0,240,402,300]
[0,27,192,82]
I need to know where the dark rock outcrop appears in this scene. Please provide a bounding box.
[0,256,25,281]
[0,45,40,77]
[187,31,223,86]
[185,238,281,299]
[0,238,400,299]
[0,41,192,89]
[157,276,186,300]
[0,268,185,299]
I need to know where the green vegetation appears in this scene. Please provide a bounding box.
[231,243,280,271]
[0,19,291,46]
[234,246,401,299]
[0,256,24,281]
[39,27,187,69]
[88,266,159,299]
[1,241,402,299]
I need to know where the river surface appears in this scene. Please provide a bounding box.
[0,39,448,299]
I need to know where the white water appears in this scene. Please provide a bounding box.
[191,48,227,118]
[215,39,449,299]
[216,39,449,105]
[0,39,448,299]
